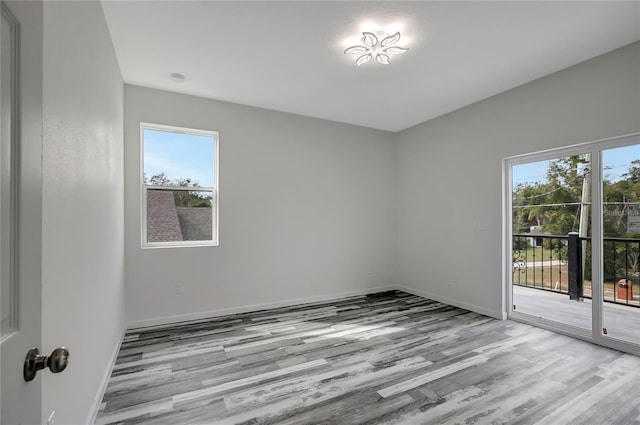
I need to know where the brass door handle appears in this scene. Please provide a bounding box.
[23,347,69,382]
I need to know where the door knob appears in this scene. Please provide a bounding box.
[23,347,69,382]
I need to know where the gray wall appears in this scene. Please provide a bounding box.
[394,42,640,319]
[41,2,125,424]
[124,86,395,327]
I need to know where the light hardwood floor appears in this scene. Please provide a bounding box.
[96,291,640,424]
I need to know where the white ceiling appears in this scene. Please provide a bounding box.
[101,1,639,132]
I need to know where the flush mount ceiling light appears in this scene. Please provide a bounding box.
[344,31,409,66]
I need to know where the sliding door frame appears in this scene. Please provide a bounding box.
[503,132,640,356]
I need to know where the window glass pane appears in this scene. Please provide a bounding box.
[146,189,213,242]
[512,154,592,331]
[601,143,640,345]
[143,128,214,188]
[1,9,16,337]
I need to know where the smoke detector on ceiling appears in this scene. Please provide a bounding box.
[170,73,186,82]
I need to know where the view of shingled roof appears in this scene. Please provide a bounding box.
[147,190,212,242]
[146,190,183,242]
[176,207,212,241]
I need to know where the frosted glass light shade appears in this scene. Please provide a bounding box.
[356,53,372,66]
[384,46,409,55]
[362,32,378,47]
[344,46,368,55]
[376,54,390,64]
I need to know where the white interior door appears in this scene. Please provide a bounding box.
[1,1,43,423]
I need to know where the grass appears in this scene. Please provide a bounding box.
[519,246,562,262]
[513,264,568,291]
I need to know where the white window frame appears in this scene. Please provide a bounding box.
[140,122,219,248]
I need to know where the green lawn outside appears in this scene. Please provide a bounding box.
[522,246,562,262]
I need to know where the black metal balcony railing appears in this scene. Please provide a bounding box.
[513,233,640,308]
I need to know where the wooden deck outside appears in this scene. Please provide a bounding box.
[513,285,640,346]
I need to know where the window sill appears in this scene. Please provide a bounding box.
[141,241,219,249]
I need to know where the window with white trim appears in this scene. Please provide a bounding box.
[141,123,218,247]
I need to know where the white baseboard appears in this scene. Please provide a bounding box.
[127,285,397,330]
[395,284,505,320]
[127,284,506,331]
[86,326,126,425]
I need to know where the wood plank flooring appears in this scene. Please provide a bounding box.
[95,291,640,424]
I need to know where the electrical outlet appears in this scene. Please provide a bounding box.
[175,284,184,295]
[47,411,55,425]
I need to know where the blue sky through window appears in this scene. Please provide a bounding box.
[143,128,215,187]
[512,144,638,187]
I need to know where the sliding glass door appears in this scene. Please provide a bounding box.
[601,144,640,346]
[506,134,639,354]
[511,153,592,332]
